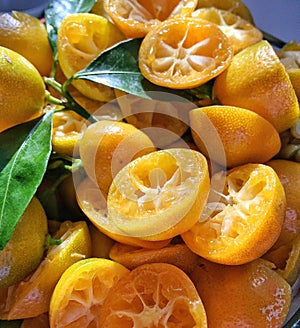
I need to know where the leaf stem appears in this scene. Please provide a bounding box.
[64,158,83,172]
[43,77,98,123]
[45,90,64,106]
[44,233,62,250]
[44,77,63,94]
[49,153,83,172]
[38,172,70,209]
[50,152,75,164]
[63,89,98,123]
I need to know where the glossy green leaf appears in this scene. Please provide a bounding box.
[0,111,53,250]
[45,0,96,58]
[0,117,41,172]
[72,38,154,99]
[72,38,214,102]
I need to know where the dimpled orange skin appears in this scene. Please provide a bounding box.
[213,40,300,133]
[103,0,198,38]
[266,159,300,247]
[190,258,292,328]
[0,11,53,77]
[107,149,211,241]
[79,120,156,198]
[181,163,287,265]
[190,105,281,168]
[109,242,200,273]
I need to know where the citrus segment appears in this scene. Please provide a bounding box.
[0,11,53,76]
[99,263,207,327]
[189,105,281,168]
[196,0,254,23]
[190,258,292,327]
[52,109,88,157]
[57,13,125,102]
[79,120,156,197]
[213,40,300,133]
[0,46,46,132]
[138,17,233,89]
[192,8,262,54]
[5,220,91,320]
[76,177,171,249]
[182,163,286,265]
[49,258,130,327]
[103,0,198,38]
[263,233,300,285]
[91,0,112,20]
[0,197,47,289]
[107,148,210,240]
[109,241,200,273]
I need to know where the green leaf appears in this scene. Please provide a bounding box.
[71,38,214,102]
[0,117,41,172]
[0,111,53,250]
[45,0,96,59]
[72,38,154,99]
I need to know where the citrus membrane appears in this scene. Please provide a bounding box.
[138,16,233,89]
[107,148,210,240]
[182,163,286,265]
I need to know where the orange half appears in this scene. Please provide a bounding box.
[107,148,210,241]
[182,163,286,265]
[49,258,129,327]
[103,0,198,38]
[76,177,171,249]
[192,8,262,53]
[138,17,233,89]
[99,263,207,327]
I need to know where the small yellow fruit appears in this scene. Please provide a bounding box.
[0,11,53,76]
[0,46,46,132]
[214,41,300,133]
[0,197,48,289]
[79,120,156,197]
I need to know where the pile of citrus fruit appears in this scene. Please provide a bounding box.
[0,0,299,327]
